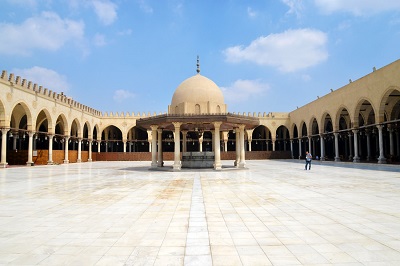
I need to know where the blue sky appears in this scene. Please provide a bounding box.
[1,0,400,115]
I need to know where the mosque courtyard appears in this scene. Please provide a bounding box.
[0,160,399,266]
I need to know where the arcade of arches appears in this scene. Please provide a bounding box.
[1,59,400,169]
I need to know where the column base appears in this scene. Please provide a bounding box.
[88,159,92,162]
[151,162,158,168]
[26,162,34,166]
[239,162,246,168]
[47,161,54,165]
[378,157,387,164]
[0,163,8,168]
[334,157,340,162]
[77,159,82,163]
[63,160,69,164]
[353,157,360,163]
[173,163,181,171]
[214,162,222,170]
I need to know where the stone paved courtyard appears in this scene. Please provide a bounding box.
[0,160,400,265]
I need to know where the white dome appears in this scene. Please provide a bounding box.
[171,74,225,108]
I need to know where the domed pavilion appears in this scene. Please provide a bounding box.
[136,58,259,170]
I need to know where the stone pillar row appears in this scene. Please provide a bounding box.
[290,126,389,163]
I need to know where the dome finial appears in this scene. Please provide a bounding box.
[196,55,200,74]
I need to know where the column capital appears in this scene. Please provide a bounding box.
[150,125,158,131]
[213,121,222,128]
[172,122,182,128]
[238,124,245,130]
[352,129,359,134]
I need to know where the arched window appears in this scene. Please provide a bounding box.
[216,105,221,113]
[195,104,200,114]
[175,106,179,114]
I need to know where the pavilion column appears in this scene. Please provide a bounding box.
[348,132,353,160]
[290,139,294,159]
[377,124,386,164]
[248,139,252,152]
[64,136,70,164]
[235,129,240,167]
[366,129,371,161]
[47,135,54,165]
[224,140,228,152]
[151,125,158,168]
[272,139,276,151]
[97,141,101,153]
[0,129,9,168]
[298,138,302,159]
[157,128,163,167]
[182,130,187,152]
[172,122,182,170]
[26,132,34,166]
[320,134,325,161]
[77,138,82,163]
[88,140,92,162]
[239,125,246,168]
[389,126,394,158]
[12,133,17,150]
[334,132,340,161]
[199,136,203,152]
[213,122,222,170]
[353,129,360,162]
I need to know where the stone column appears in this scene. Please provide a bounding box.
[0,129,9,168]
[334,132,340,161]
[239,125,246,168]
[151,125,158,168]
[97,140,101,153]
[182,130,187,153]
[213,122,222,170]
[290,140,294,159]
[272,139,276,151]
[235,129,240,167]
[389,126,394,158]
[348,132,353,160]
[12,134,17,150]
[26,132,34,166]
[320,134,325,161]
[64,136,70,164]
[123,140,127,153]
[88,140,92,162]
[199,136,203,152]
[377,125,386,164]
[157,128,163,167]
[77,138,82,163]
[47,134,54,165]
[308,136,312,155]
[172,122,182,170]
[366,129,371,161]
[353,129,360,162]
[396,131,400,157]
[298,138,302,159]
[248,139,252,152]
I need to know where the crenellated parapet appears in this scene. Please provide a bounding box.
[1,70,102,116]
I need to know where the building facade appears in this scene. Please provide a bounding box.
[1,59,399,168]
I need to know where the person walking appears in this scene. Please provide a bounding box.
[305,151,312,170]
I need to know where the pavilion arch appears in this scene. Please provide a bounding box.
[251,125,272,151]
[10,102,33,131]
[379,86,400,122]
[335,106,351,131]
[353,98,376,128]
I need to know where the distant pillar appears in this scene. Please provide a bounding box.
[298,139,302,159]
[213,122,222,170]
[334,133,340,161]
[77,138,82,163]
[0,129,9,168]
[46,135,54,164]
[64,136,70,164]
[199,136,203,152]
[172,122,182,170]
[320,134,325,161]
[290,139,294,159]
[353,130,360,162]
[88,140,93,162]
[182,130,187,152]
[235,129,240,167]
[151,125,158,168]
[26,132,34,166]
[239,125,246,168]
[366,129,371,161]
[377,125,386,164]
[157,128,163,167]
